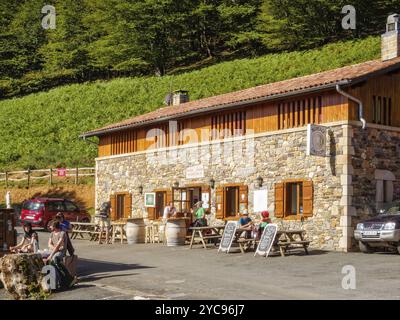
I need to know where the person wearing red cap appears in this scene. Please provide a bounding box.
[260,211,271,228]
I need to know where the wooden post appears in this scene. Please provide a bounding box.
[27,169,31,189]
[49,168,53,186]
[5,172,8,188]
[75,167,79,185]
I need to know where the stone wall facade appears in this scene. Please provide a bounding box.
[351,124,400,248]
[95,124,352,251]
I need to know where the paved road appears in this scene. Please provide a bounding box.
[1,230,400,300]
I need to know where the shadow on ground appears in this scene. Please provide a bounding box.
[77,258,155,282]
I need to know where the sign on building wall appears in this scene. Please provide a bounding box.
[306,124,327,157]
[144,192,156,207]
[201,192,210,209]
[185,165,204,179]
[253,189,268,212]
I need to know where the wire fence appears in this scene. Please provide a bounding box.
[0,167,95,187]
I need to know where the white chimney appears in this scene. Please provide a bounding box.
[172,90,189,106]
[382,14,400,61]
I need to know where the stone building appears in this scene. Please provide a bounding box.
[81,15,400,251]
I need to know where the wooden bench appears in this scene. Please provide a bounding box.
[237,238,257,253]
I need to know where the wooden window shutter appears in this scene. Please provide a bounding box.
[239,185,248,212]
[215,186,224,219]
[124,193,132,219]
[274,183,284,218]
[110,194,117,221]
[302,180,313,217]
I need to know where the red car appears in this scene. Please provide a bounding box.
[20,198,91,231]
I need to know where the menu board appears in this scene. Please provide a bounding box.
[254,224,278,258]
[218,221,237,253]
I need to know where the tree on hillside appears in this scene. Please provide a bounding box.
[265,0,400,50]
[190,0,262,58]
[0,0,46,79]
[113,0,195,76]
[39,0,90,79]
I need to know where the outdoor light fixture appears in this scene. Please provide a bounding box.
[138,185,143,194]
[209,178,215,189]
[173,181,179,188]
[256,176,263,188]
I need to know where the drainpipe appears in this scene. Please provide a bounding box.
[336,84,366,129]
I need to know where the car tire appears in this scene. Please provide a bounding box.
[359,241,373,254]
[397,243,400,255]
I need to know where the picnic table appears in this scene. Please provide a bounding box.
[70,222,100,241]
[188,225,225,249]
[276,230,310,256]
[236,229,310,257]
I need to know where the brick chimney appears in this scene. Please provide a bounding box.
[382,14,400,61]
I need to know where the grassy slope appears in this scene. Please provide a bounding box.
[0,36,380,170]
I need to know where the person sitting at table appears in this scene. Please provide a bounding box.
[55,212,75,256]
[44,221,77,289]
[191,201,207,227]
[260,211,271,230]
[163,202,176,220]
[238,210,253,239]
[10,222,39,253]
[256,211,272,240]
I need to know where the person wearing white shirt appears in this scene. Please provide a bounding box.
[163,202,176,220]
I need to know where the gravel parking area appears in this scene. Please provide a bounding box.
[1,230,399,300]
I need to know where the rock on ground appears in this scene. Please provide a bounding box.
[0,253,45,300]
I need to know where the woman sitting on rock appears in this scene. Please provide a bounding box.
[10,222,39,253]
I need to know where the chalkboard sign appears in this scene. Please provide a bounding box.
[254,224,278,258]
[218,221,237,253]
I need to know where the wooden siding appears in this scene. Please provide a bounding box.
[348,71,400,126]
[97,89,359,157]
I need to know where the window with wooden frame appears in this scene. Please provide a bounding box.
[274,180,313,220]
[171,185,210,216]
[372,96,392,126]
[147,189,172,220]
[211,110,246,140]
[110,192,132,221]
[111,130,137,155]
[278,96,322,130]
[215,184,248,220]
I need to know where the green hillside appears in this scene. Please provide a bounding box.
[0,36,380,171]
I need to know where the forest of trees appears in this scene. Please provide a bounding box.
[1,0,399,98]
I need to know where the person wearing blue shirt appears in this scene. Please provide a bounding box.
[56,212,71,232]
[238,210,253,239]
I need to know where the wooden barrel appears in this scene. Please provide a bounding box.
[126,218,145,244]
[166,218,187,246]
